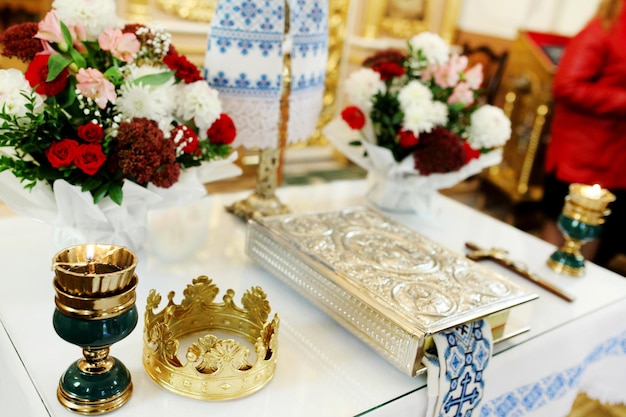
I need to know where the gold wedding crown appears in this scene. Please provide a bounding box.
[142,276,280,401]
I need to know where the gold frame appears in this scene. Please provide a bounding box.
[362,0,463,43]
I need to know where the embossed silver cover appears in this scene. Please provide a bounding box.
[246,206,537,376]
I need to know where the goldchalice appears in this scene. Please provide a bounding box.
[547,184,615,277]
[52,244,139,414]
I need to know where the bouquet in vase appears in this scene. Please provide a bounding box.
[324,32,511,214]
[0,0,241,250]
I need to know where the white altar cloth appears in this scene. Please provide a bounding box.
[1,180,626,416]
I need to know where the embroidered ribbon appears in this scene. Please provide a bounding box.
[422,319,493,417]
[204,0,328,149]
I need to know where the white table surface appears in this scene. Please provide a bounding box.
[1,179,626,417]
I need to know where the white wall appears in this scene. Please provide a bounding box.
[457,0,601,39]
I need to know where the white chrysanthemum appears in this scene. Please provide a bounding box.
[116,67,177,131]
[402,101,448,136]
[468,105,511,149]
[397,80,433,110]
[52,0,118,40]
[0,69,44,119]
[177,81,222,139]
[408,31,450,65]
[344,68,385,111]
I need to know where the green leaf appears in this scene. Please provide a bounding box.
[348,140,362,146]
[92,185,108,204]
[449,103,466,114]
[47,54,73,81]
[60,22,73,49]
[133,71,175,87]
[81,176,102,192]
[104,66,124,85]
[108,183,124,205]
[391,112,404,125]
[70,47,86,69]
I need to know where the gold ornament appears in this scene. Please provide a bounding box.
[143,276,279,401]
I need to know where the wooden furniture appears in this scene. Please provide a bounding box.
[479,30,570,226]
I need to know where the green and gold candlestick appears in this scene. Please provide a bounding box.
[547,184,615,277]
[52,244,139,414]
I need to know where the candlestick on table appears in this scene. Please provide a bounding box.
[547,183,615,277]
[52,244,139,414]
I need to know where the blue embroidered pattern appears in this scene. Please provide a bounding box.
[479,330,626,417]
[205,0,284,98]
[290,0,327,93]
[437,320,492,417]
[203,0,328,147]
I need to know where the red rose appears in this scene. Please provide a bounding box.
[207,113,237,145]
[45,139,79,168]
[74,143,106,175]
[463,142,481,164]
[341,106,366,130]
[398,130,419,148]
[24,53,69,96]
[77,122,104,143]
[163,52,203,83]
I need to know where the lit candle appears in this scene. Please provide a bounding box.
[86,244,96,274]
[581,184,603,200]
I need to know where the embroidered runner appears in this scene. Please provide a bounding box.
[204,0,328,149]
[423,319,493,417]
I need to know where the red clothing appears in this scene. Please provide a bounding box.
[545,7,626,189]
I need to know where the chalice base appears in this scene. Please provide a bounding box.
[226,191,290,221]
[57,357,132,415]
[547,250,586,277]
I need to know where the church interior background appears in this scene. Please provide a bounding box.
[1,0,624,277]
[4,3,626,416]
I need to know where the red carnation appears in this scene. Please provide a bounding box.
[372,62,406,81]
[412,127,466,175]
[46,139,78,168]
[171,125,200,154]
[0,22,43,62]
[77,122,104,143]
[24,53,69,97]
[163,52,203,83]
[74,143,106,175]
[363,49,407,82]
[463,142,481,164]
[207,113,237,145]
[341,106,366,130]
[398,130,419,149]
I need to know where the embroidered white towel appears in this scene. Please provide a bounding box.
[204,0,328,149]
[422,319,494,417]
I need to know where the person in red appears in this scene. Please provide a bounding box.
[540,0,626,271]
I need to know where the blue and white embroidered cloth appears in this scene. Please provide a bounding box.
[204,0,328,149]
[422,319,493,417]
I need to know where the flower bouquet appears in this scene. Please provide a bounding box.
[324,32,511,214]
[0,0,241,250]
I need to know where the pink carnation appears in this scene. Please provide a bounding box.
[433,55,468,89]
[464,63,484,90]
[76,68,116,109]
[98,28,140,63]
[35,10,86,53]
[448,82,475,107]
[34,11,64,45]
